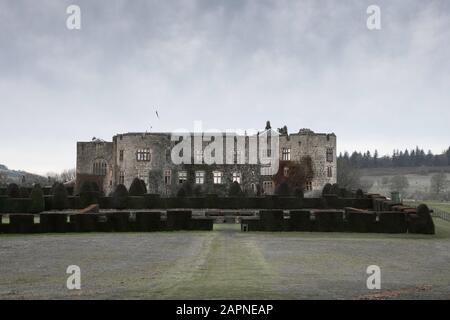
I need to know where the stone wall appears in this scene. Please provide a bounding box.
[76,140,114,194]
[76,126,337,196]
[279,129,337,192]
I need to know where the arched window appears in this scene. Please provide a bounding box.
[93,160,107,176]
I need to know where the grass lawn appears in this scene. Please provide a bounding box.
[405,200,450,212]
[0,219,449,299]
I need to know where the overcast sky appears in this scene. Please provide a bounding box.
[1,0,449,175]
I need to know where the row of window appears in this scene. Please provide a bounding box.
[118,169,315,192]
[118,147,334,163]
[167,170,241,185]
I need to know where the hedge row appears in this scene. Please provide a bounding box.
[0,211,213,234]
[0,186,74,197]
[0,195,373,213]
[240,208,434,234]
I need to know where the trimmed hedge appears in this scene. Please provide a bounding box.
[2,198,31,213]
[188,217,214,231]
[7,183,20,198]
[96,214,114,232]
[128,196,147,210]
[30,185,45,213]
[289,210,312,231]
[167,210,192,230]
[0,195,7,213]
[40,213,68,233]
[112,185,128,209]
[241,217,261,231]
[315,210,344,232]
[0,193,378,213]
[110,212,131,232]
[345,210,377,233]
[129,178,146,196]
[259,210,284,231]
[377,212,407,233]
[407,204,435,234]
[9,214,35,233]
[79,181,100,208]
[70,214,98,232]
[135,212,161,231]
[52,183,69,210]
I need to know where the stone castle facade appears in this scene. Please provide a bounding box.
[76,123,337,196]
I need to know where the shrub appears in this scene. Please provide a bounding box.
[338,187,347,198]
[193,185,203,197]
[140,179,147,194]
[19,187,30,198]
[275,182,290,196]
[129,178,146,196]
[228,181,243,197]
[79,181,99,208]
[356,189,364,198]
[411,204,435,234]
[330,183,340,196]
[322,183,332,196]
[7,183,20,198]
[52,183,68,210]
[91,182,100,193]
[177,182,192,198]
[294,187,304,199]
[29,184,45,213]
[112,184,128,209]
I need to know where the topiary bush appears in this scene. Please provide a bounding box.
[52,183,68,210]
[91,182,100,193]
[228,181,243,197]
[19,187,30,198]
[294,187,304,199]
[275,182,290,196]
[330,183,340,196]
[410,204,435,234]
[140,179,147,194]
[112,184,128,209]
[193,185,203,197]
[177,182,192,198]
[29,184,45,213]
[7,183,20,198]
[356,189,364,198]
[79,181,99,208]
[129,178,146,196]
[322,183,332,196]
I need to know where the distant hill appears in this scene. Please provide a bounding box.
[0,164,47,186]
[359,166,450,200]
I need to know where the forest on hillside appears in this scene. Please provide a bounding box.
[338,147,450,169]
[337,147,450,201]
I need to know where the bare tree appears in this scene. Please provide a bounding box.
[45,168,76,183]
[337,158,361,189]
[430,172,448,199]
[60,168,76,182]
[0,171,7,186]
[390,175,409,195]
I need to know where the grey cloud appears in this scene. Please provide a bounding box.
[0,0,449,174]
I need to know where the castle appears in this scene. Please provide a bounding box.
[76,122,337,196]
